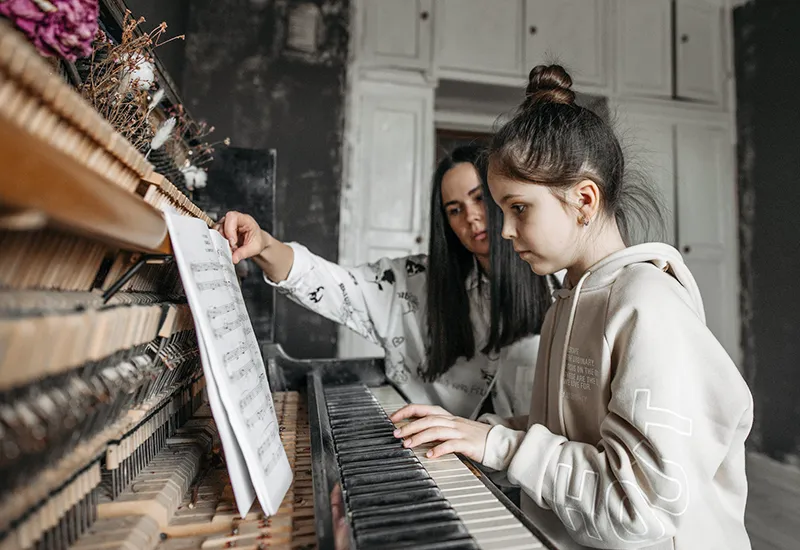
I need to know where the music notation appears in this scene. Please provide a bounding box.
[238,372,266,410]
[214,314,247,339]
[257,423,279,460]
[201,234,215,254]
[165,212,292,518]
[263,447,284,476]
[223,342,248,366]
[197,279,232,292]
[230,359,257,383]
[207,302,236,321]
[190,261,222,273]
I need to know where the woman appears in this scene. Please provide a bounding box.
[391,67,752,549]
[217,145,555,419]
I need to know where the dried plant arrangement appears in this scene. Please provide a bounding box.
[1,2,229,195]
[75,10,182,151]
[165,104,230,193]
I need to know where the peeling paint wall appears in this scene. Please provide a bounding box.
[124,0,191,92]
[734,1,800,461]
[182,0,350,358]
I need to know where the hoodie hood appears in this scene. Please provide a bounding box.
[557,242,705,323]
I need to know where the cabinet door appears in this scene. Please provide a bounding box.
[360,0,433,70]
[338,81,434,358]
[675,0,723,103]
[615,0,672,98]
[620,115,677,245]
[676,123,739,363]
[435,0,525,77]
[526,0,609,89]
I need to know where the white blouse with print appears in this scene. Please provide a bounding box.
[265,243,544,420]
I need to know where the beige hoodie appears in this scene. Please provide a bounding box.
[481,243,753,550]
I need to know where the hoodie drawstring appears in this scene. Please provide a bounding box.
[556,270,592,436]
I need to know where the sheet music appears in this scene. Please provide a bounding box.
[165,212,292,517]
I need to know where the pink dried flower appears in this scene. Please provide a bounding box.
[0,0,99,61]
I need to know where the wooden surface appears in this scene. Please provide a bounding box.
[0,115,171,254]
[746,452,800,550]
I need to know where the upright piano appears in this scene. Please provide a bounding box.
[0,19,562,550]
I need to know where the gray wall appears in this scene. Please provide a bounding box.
[180,0,350,359]
[735,0,800,460]
[124,0,191,91]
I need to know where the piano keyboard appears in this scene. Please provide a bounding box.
[324,384,545,550]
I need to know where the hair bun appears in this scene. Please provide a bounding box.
[525,64,576,106]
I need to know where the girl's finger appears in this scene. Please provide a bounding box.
[426,440,460,459]
[390,404,448,423]
[393,415,452,439]
[402,427,463,449]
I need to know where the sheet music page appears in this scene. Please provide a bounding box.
[165,212,292,517]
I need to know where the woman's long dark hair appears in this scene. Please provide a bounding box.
[424,145,553,381]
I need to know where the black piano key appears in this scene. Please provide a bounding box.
[332,423,393,436]
[339,444,414,464]
[355,520,470,548]
[350,498,453,521]
[334,427,395,442]
[335,435,401,451]
[327,402,384,413]
[346,478,435,497]
[340,457,421,476]
[352,506,458,532]
[330,416,389,433]
[390,539,480,550]
[347,486,444,509]
[353,507,458,532]
[343,465,427,488]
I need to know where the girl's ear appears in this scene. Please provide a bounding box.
[573,179,601,226]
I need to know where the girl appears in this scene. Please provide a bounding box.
[391,66,753,549]
[217,145,555,419]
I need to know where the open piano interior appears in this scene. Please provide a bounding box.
[0,15,556,550]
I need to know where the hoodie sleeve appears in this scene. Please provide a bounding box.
[503,272,753,548]
[265,243,427,346]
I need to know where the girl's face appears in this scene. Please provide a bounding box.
[441,163,490,258]
[488,167,581,276]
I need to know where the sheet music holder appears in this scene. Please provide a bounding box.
[165,211,292,517]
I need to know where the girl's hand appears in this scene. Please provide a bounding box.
[214,211,270,264]
[390,404,491,461]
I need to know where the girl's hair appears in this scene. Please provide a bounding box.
[425,145,553,381]
[489,64,664,244]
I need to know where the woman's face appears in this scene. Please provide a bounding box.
[441,162,490,259]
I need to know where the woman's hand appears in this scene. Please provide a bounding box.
[390,404,491,461]
[214,211,270,264]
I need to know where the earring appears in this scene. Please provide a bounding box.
[579,215,590,227]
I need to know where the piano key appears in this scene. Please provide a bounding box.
[347,485,446,510]
[355,519,472,548]
[347,477,437,497]
[352,506,459,531]
[349,498,454,521]
[343,464,427,488]
[368,384,546,549]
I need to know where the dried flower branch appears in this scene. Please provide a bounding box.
[77,10,184,150]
